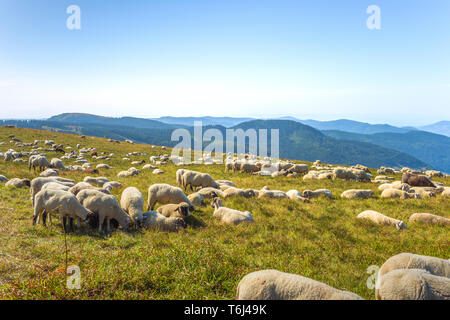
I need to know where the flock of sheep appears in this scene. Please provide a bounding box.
[1,131,449,300]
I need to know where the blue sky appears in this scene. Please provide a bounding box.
[0,0,449,125]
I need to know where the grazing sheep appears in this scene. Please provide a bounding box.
[375,268,450,300]
[211,197,254,225]
[402,173,436,188]
[147,183,193,211]
[175,169,188,187]
[236,269,363,300]
[33,189,96,231]
[5,178,30,188]
[50,158,66,170]
[378,253,450,279]
[83,176,110,187]
[28,155,51,172]
[77,189,131,233]
[40,182,71,192]
[187,192,205,207]
[141,211,186,232]
[340,189,374,199]
[68,182,112,196]
[182,170,219,191]
[302,189,332,199]
[156,202,191,219]
[409,213,450,226]
[380,189,421,199]
[30,177,75,206]
[357,210,407,230]
[120,187,144,226]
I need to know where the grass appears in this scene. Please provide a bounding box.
[0,127,448,300]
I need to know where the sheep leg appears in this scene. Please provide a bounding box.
[42,210,48,227]
[32,206,43,226]
[98,215,105,233]
[62,216,67,232]
[106,218,111,233]
[69,218,74,232]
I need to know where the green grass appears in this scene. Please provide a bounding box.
[0,127,448,300]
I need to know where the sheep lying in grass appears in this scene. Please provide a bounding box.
[96,163,111,170]
[286,190,310,203]
[376,268,450,300]
[83,176,110,187]
[409,187,436,198]
[40,168,59,177]
[357,210,407,230]
[377,253,450,279]
[182,170,219,191]
[0,175,8,182]
[5,178,30,188]
[236,269,363,300]
[30,177,75,206]
[302,189,332,199]
[77,189,131,233]
[340,189,374,199]
[211,197,254,225]
[196,187,224,198]
[120,187,144,226]
[156,202,191,219]
[409,213,450,226]
[33,189,96,231]
[223,187,258,199]
[380,189,421,199]
[257,187,287,199]
[103,181,123,190]
[187,192,205,207]
[147,183,193,211]
[141,211,186,232]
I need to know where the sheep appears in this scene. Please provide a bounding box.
[375,268,450,300]
[287,164,308,174]
[117,167,140,177]
[40,168,59,177]
[28,155,51,172]
[141,211,186,232]
[142,164,156,170]
[333,167,358,181]
[182,170,219,191]
[156,202,191,219]
[96,164,111,170]
[120,187,144,226]
[146,183,193,211]
[240,163,260,174]
[409,213,450,226]
[409,187,436,198]
[442,188,450,198]
[258,188,287,199]
[187,192,205,207]
[402,172,436,187]
[32,189,96,231]
[378,253,450,280]
[196,187,224,199]
[152,169,164,175]
[223,187,258,199]
[380,189,421,199]
[340,189,374,199]
[175,169,188,187]
[378,181,411,192]
[30,177,75,206]
[5,178,30,188]
[302,189,332,199]
[211,197,254,225]
[357,210,407,230]
[286,190,310,203]
[68,182,112,195]
[236,269,363,300]
[40,182,71,192]
[83,176,110,187]
[77,189,131,233]
[0,175,8,182]
[50,158,66,170]
[103,181,123,190]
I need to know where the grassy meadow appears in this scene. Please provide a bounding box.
[0,127,448,300]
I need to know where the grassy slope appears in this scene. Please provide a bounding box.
[0,127,448,300]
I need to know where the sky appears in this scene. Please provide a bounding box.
[0,0,449,126]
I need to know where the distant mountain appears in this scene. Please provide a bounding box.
[278,117,414,135]
[232,120,429,169]
[323,130,450,173]
[417,121,450,137]
[3,118,430,170]
[151,116,254,128]
[48,113,182,129]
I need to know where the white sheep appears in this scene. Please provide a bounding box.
[120,187,144,226]
[40,182,71,192]
[223,187,258,199]
[156,202,191,219]
[182,170,219,191]
[0,175,8,182]
[357,210,407,230]
[375,268,450,300]
[5,178,30,188]
[30,177,75,206]
[302,189,332,199]
[50,158,66,170]
[211,197,254,225]
[28,155,51,172]
[236,269,363,300]
[77,189,131,233]
[340,189,374,199]
[68,182,112,195]
[32,189,95,231]
[286,190,310,202]
[409,213,450,226]
[380,189,421,199]
[40,168,59,177]
[83,176,110,187]
[141,211,186,232]
[146,183,193,211]
[187,192,205,207]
